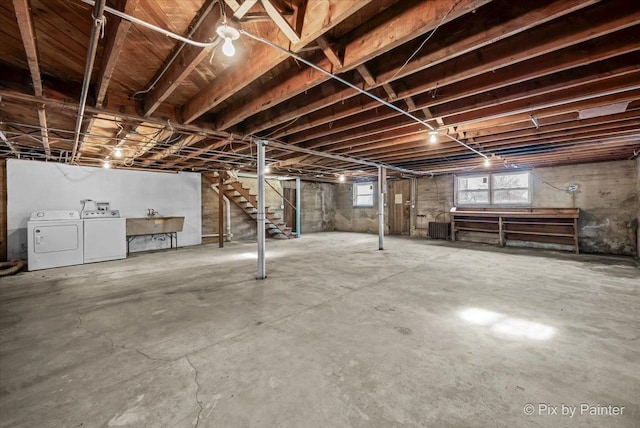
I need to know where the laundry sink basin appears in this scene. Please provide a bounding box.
[126,217,185,235]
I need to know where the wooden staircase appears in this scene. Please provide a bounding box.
[205,173,295,239]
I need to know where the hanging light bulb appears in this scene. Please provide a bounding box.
[113,148,123,158]
[339,174,346,182]
[483,158,491,168]
[216,24,240,58]
[222,37,236,57]
[103,160,111,169]
[265,165,271,174]
[428,130,438,143]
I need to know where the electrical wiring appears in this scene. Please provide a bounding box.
[528,170,572,192]
[386,0,462,82]
[257,115,302,139]
[240,29,489,162]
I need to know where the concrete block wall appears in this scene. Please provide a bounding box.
[413,175,454,238]
[333,160,639,256]
[531,160,637,255]
[282,181,336,233]
[334,182,389,234]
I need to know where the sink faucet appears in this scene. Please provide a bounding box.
[147,208,158,218]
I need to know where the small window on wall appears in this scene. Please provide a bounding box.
[353,182,374,207]
[457,175,490,205]
[492,172,530,204]
[456,172,530,205]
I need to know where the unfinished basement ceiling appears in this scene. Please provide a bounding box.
[0,0,639,179]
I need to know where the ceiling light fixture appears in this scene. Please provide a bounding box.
[428,130,438,143]
[484,158,491,168]
[113,148,123,158]
[103,160,111,169]
[265,165,271,174]
[216,24,240,57]
[338,174,346,182]
[530,114,540,129]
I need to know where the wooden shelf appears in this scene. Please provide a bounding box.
[450,207,579,253]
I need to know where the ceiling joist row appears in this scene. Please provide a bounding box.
[0,0,638,179]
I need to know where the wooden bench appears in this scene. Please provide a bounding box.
[450,207,580,253]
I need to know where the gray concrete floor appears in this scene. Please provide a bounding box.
[1,232,639,428]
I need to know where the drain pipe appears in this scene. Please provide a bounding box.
[410,177,417,237]
[71,0,107,163]
[209,184,232,242]
[257,139,267,279]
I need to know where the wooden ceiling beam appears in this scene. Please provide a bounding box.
[262,0,300,43]
[234,0,595,135]
[275,34,639,144]
[234,0,258,18]
[12,0,52,159]
[94,0,140,108]
[241,11,292,22]
[438,72,640,127]
[342,112,640,157]
[12,0,42,96]
[0,88,231,142]
[138,134,207,167]
[373,140,640,169]
[182,0,373,124]
[317,36,343,68]
[350,123,640,161]
[291,89,640,157]
[268,11,640,142]
[163,143,216,168]
[214,0,488,131]
[0,129,21,158]
[142,1,222,117]
[375,130,640,163]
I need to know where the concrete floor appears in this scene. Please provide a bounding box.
[1,232,638,428]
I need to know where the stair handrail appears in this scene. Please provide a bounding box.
[265,180,297,211]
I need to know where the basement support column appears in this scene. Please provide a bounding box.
[218,172,224,248]
[296,177,301,238]
[410,178,417,237]
[257,139,267,279]
[378,166,385,250]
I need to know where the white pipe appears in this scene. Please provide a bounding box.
[72,0,106,163]
[257,140,267,279]
[210,184,232,241]
[81,0,220,48]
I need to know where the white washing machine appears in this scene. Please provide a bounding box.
[27,210,84,271]
[83,214,126,263]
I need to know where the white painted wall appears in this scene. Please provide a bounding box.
[7,159,201,259]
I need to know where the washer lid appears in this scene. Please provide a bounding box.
[29,210,81,221]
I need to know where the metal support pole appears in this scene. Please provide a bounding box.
[218,172,224,248]
[410,178,417,237]
[257,140,267,279]
[378,166,385,250]
[295,177,301,238]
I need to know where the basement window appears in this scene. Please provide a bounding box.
[353,182,374,207]
[456,172,530,205]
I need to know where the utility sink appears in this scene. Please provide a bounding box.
[126,216,185,235]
